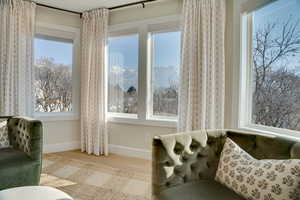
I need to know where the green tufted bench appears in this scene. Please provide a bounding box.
[152,129,300,200]
[0,116,43,190]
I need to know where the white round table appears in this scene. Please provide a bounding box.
[0,186,73,200]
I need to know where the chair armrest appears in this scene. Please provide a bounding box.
[7,116,43,161]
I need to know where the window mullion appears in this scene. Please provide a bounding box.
[239,13,253,128]
[246,14,254,127]
[137,25,148,121]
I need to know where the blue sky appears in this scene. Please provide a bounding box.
[253,0,300,70]
[108,32,181,69]
[153,31,181,68]
[254,0,300,29]
[108,35,139,69]
[34,38,73,65]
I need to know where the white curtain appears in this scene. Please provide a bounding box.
[0,0,36,116]
[81,8,109,156]
[178,0,226,131]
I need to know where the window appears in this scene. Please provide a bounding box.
[150,31,181,118]
[34,24,80,120]
[241,0,300,133]
[108,35,139,116]
[34,36,73,113]
[107,20,181,126]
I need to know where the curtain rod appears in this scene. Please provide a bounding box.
[109,0,157,10]
[36,0,158,17]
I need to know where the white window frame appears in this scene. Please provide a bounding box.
[107,32,140,119]
[33,23,80,121]
[148,28,180,122]
[238,0,300,139]
[107,15,180,128]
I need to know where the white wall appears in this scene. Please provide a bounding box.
[36,6,81,28]
[109,0,182,25]
[36,6,82,153]
[37,0,181,157]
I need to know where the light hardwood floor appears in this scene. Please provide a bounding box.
[41,150,151,200]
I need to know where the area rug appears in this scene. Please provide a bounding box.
[41,151,151,200]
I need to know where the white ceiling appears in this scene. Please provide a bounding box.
[34,0,145,12]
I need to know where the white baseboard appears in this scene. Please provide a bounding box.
[43,141,151,160]
[109,144,151,160]
[43,141,80,153]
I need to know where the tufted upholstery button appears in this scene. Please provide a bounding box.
[191,164,196,171]
[174,168,181,175]
[197,153,205,158]
[206,162,210,168]
[174,143,184,155]
[190,140,200,151]
[182,155,188,161]
[207,140,215,145]
[198,173,202,179]
[183,176,188,182]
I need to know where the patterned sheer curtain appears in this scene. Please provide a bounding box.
[178,0,226,131]
[0,0,36,116]
[81,8,109,156]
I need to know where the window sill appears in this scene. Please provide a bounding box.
[107,115,177,128]
[34,113,79,122]
[239,124,300,141]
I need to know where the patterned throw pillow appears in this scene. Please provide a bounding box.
[0,120,10,149]
[215,138,300,200]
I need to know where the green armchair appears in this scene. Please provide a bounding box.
[0,116,43,190]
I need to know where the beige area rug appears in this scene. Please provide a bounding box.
[41,151,152,200]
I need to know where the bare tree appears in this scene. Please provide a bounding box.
[153,78,178,116]
[252,19,300,131]
[34,57,72,112]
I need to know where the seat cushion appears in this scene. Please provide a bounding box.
[159,180,244,200]
[0,148,41,190]
[0,148,30,164]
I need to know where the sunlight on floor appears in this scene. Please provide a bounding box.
[40,173,77,188]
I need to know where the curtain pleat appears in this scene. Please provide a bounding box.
[0,0,36,116]
[178,0,226,131]
[81,8,109,156]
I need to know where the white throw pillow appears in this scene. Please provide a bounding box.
[0,120,10,149]
[215,138,300,200]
